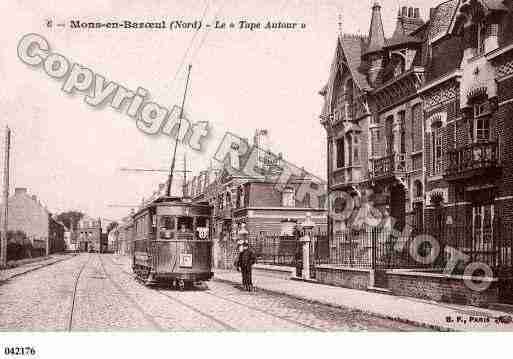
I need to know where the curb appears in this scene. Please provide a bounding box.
[213,275,452,332]
[0,254,78,283]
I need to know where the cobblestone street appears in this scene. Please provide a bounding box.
[0,253,425,331]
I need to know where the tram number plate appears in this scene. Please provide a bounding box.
[179,253,193,268]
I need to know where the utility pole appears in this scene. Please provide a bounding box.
[1,126,11,268]
[166,64,192,197]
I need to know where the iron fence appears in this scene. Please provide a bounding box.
[250,234,298,266]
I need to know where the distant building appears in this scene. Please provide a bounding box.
[76,215,102,252]
[115,214,134,256]
[187,129,327,237]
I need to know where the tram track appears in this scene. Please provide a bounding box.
[67,254,91,331]
[105,256,327,331]
[103,255,237,331]
[96,254,164,331]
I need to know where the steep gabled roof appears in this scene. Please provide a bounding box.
[429,0,459,39]
[322,34,370,117]
[339,35,371,91]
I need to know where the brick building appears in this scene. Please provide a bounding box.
[187,129,327,236]
[186,129,327,268]
[317,1,513,304]
[320,0,513,238]
[3,187,65,256]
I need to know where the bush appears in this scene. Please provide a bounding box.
[7,241,33,261]
[6,230,34,261]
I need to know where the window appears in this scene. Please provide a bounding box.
[392,54,406,77]
[411,104,423,152]
[282,187,295,207]
[371,128,380,157]
[399,111,406,154]
[226,191,232,207]
[159,216,175,239]
[336,138,345,168]
[473,102,491,141]
[432,123,443,174]
[346,134,353,167]
[476,117,490,141]
[477,21,486,55]
[177,217,193,233]
[385,116,394,155]
[414,180,423,198]
[353,135,360,165]
[240,186,246,207]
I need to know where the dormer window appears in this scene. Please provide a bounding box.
[392,54,406,77]
[282,187,295,207]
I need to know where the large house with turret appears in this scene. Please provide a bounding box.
[319,0,513,305]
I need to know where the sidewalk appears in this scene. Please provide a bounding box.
[0,253,77,282]
[214,269,513,331]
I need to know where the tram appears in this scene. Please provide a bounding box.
[132,196,213,288]
[129,64,213,288]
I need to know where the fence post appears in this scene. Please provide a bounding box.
[299,213,315,280]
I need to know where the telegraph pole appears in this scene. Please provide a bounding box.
[1,126,11,268]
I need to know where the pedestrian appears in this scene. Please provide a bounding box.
[235,242,256,291]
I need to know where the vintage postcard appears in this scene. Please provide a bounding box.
[1,0,513,357]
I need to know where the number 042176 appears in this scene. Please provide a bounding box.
[3,347,36,356]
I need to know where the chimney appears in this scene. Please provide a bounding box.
[15,187,27,195]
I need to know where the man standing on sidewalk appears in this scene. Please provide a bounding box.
[236,242,256,291]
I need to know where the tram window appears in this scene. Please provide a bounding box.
[196,217,208,228]
[159,216,175,239]
[177,217,193,233]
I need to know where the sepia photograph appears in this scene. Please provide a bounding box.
[1,0,513,357]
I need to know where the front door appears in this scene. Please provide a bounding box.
[390,185,406,230]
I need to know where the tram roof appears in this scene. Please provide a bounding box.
[132,195,210,218]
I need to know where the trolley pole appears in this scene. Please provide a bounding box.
[1,126,11,269]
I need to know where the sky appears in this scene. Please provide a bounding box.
[0,0,441,222]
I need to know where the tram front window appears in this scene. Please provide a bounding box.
[160,216,175,239]
[177,217,193,233]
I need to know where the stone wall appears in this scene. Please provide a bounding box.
[315,265,371,290]
[387,271,500,307]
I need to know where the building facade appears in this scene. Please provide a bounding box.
[3,187,66,256]
[321,0,513,240]
[186,129,327,268]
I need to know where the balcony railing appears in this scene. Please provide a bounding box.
[445,141,500,179]
[370,153,406,179]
